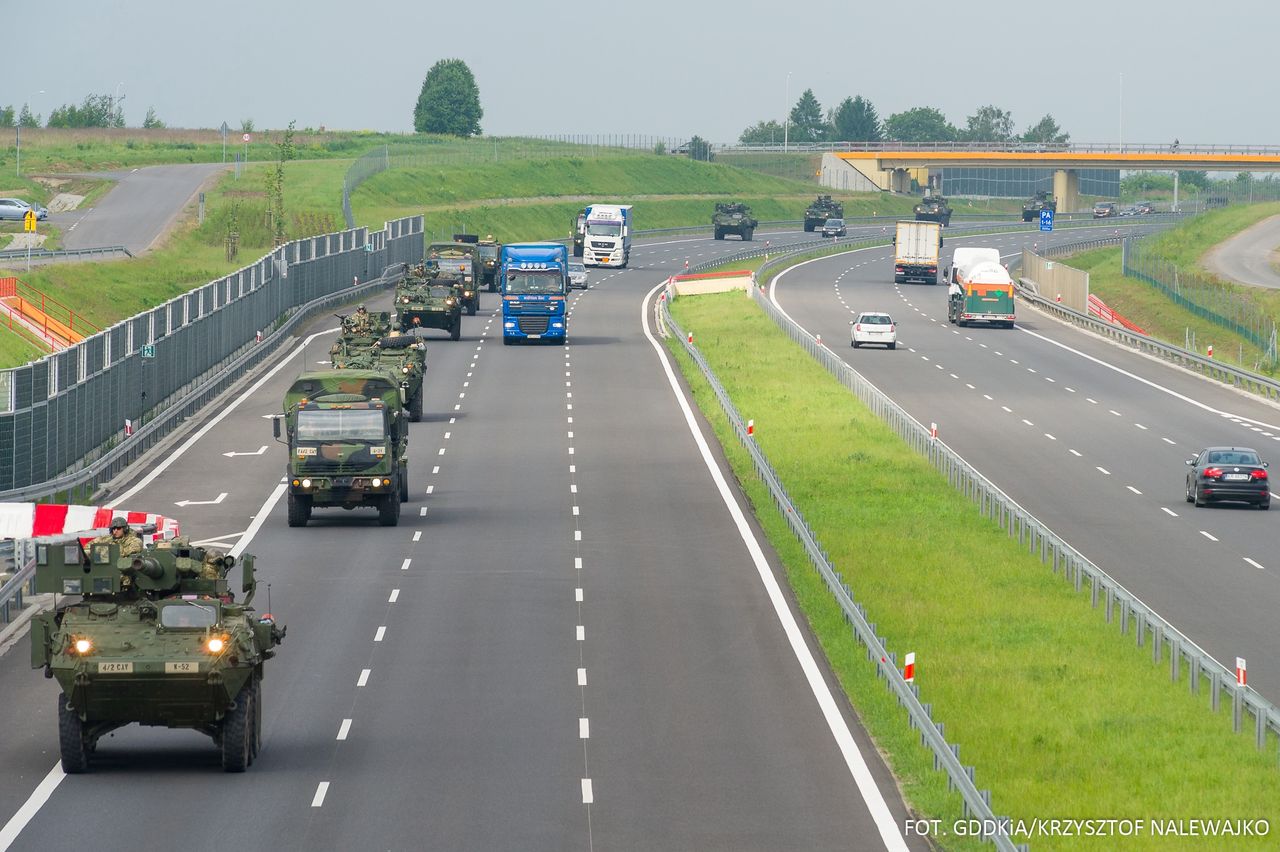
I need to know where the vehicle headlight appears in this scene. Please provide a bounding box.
[73,637,93,655]
[401,296,409,304]
[301,478,312,488]
[205,636,226,654]
[446,298,456,305]
[402,366,410,374]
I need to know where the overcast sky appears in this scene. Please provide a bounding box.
[7,0,1276,146]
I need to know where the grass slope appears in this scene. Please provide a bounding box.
[668,291,1279,851]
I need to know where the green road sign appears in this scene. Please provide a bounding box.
[140,344,156,359]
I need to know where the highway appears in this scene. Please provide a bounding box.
[769,223,1280,715]
[0,226,932,852]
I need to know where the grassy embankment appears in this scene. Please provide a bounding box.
[1067,202,1280,372]
[667,291,1280,851]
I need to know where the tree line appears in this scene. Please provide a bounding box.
[0,95,166,129]
[739,91,1069,146]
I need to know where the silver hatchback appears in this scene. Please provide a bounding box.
[0,197,48,221]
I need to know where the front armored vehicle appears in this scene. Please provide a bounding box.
[426,242,481,315]
[31,535,285,773]
[331,320,426,422]
[914,194,953,226]
[396,267,462,341]
[1021,190,1056,222]
[712,202,758,241]
[804,194,844,232]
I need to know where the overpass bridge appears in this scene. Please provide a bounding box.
[820,143,1280,211]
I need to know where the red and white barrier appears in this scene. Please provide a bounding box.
[1237,657,1247,687]
[0,503,180,544]
[904,652,916,683]
[747,419,755,437]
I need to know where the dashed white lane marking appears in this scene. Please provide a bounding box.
[579,718,590,739]
[1245,558,1265,570]
[444,432,451,440]
[427,485,434,495]
[1134,423,1148,431]
[575,588,584,602]
[1127,486,1143,495]
[1045,433,1057,441]
[389,589,400,603]
[412,531,421,542]
[966,383,975,389]
[1162,437,1177,445]
[432,466,440,474]
[1087,398,1098,405]
[575,557,583,570]
[569,447,575,455]
[576,625,585,641]
[574,530,582,541]
[568,431,575,439]
[374,626,386,642]
[571,484,578,493]
[419,507,427,517]
[1021,419,1034,427]
[400,558,411,571]
[573,506,580,515]
[1070,449,1083,456]
[1001,406,1012,413]
[337,719,352,741]
[1109,409,1122,417]
[454,404,461,411]
[1097,467,1111,475]
[570,465,576,473]
[1200,531,1218,542]
[1162,508,1178,517]
[448,418,455,425]
[983,394,993,401]
[459,392,465,399]
[311,782,330,807]
[582,779,594,804]
[577,668,587,686]
[357,669,371,687]
[438,448,446,456]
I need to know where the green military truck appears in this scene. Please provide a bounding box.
[1022,190,1056,222]
[330,316,426,422]
[31,535,285,773]
[571,208,587,257]
[712,202,758,241]
[804,195,844,232]
[914,195,953,226]
[396,265,462,340]
[275,370,410,526]
[426,242,481,315]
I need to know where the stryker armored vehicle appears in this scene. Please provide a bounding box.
[712,202,758,241]
[275,370,410,526]
[425,242,480,315]
[914,194,953,226]
[31,534,285,773]
[804,195,844,232]
[395,264,462,341]
[1021,190,1056,222]
[330,316,426,422]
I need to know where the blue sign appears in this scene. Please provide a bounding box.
[1039,209,1055,232]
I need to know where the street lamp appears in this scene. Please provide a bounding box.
[16,90,44,178]
[783,72,792,154]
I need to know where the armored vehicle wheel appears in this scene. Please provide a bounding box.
[379,492,401,527]
[399,468,409,503]
[287,492,311,527]
[221,691,251,772]
[409,389,423,422]
[714,228,724,240]
[450,319,461,341]
[249,673,262,762]
[467,301,477,317]
[743,228,754,241]
[58,698,89,774]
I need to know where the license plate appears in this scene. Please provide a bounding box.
[98,662,133,674]
[1223,473,1250,481]
[296,447,316,457]
[165,661,199,674]
[527,334,541,339]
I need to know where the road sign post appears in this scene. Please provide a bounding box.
[24,209,36,271]
[1039,208,1055,233]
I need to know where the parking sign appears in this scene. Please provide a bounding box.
[1039,209,1054,232]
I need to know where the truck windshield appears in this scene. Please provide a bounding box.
[506,271,564,295]
[296,409,384,442]
[427,285,455,299]
[586,222,621,237]
[160,602,218,629]
[478,246,498,261]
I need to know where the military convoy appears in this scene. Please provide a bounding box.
[804,195,844,232]
[712,202,758,241]
[425,242,481,315]
[331,311,426,422]
[914,195,953,226]
[395,263,463,341]
[31,533,285,772]
[1022,190,1056,222]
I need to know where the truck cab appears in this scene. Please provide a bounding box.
[582,204,632,268]
[500,243,568,344]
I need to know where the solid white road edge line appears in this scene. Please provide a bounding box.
[641,280,907,852]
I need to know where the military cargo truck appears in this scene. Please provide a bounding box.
[712,202,758,241]
[914,195,953,226]
[1022,190,1056,222]
[31,534,285,773]
[330,318,426,422]
[395,265,462,341]
[275,370,410,526]
[426,242,481,315]
[804,195,844,232]
[572,208,587,257]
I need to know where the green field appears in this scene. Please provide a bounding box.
[667,290,1280,850]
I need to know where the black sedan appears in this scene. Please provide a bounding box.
[1185,447,1271,509]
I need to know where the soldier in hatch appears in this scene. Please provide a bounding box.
[349,305,372,334]
[91,517,143,557]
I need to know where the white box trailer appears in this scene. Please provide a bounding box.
[893,221,943,284]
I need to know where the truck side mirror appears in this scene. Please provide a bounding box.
[272,417,281,440]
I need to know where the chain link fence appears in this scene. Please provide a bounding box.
[0,215,425,499]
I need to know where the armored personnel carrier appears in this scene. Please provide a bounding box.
[395,264,462,341]
[31,534,285,773]
[1022,190,1056,222]
[804,195,844,232]
[426,242,480,315]
[712,202,758,241]
[331,316,426,422]
[914,195,953,226]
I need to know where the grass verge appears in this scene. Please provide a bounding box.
[667,290,1280,851]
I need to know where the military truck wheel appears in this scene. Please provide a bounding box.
[399,468,409,503]
[249,674,262,762]
[287,492,311,527]
[58,698,89,774]
[409,389,423,422]
[221,692,251,772]
[743,228,754,241]
[714,229,723,240]
[804,223,813,233]
[467,301,477,316]
[450,319,461,341]
[379,493,401,527]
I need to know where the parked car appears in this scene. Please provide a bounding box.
[567,261,588,290]
[0,198,48,221]
[850,311,897,349]
[1185,447,1270,509]
[1092,202,1118,218]
[821,218,847,238]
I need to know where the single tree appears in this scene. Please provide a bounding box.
[0,106,14,128]
[787,89,825,144]
[883,107,957,143]
[829,95,882,143]
[142,107,166,129]
[414,59,483,137]
[961,104,1015,143]
[1020,114,1069,145]
[18,103,40,128]
[739,119,785,145]
[687,135,714,162]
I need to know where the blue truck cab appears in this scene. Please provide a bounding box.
[500,243,569,344]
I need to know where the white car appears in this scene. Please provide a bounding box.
[568,262,588,289]
[851,311,897,349]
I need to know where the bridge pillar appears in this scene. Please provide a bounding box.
[1053,168,1080,213]
[890,168,913,194]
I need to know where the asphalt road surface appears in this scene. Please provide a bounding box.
[0,227,938,852]
[769,222,1280,716]
[1204,214,1280,289]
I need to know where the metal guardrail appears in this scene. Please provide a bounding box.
[659,296,1022,851]
[0,245,133,262]
[0,539,36,627]
[718,141,1280,156]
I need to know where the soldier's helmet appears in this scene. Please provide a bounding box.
[356,304,367,313]
[110,517,128,531]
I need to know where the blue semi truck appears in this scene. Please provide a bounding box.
[500,243,568,344]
